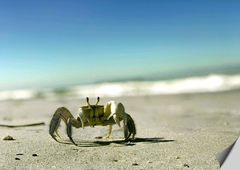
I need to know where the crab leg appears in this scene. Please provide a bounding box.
[49,107,81,143]
[105,125,112,139]
[124,113,136,140]
[66,117,80,145]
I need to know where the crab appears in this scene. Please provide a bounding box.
[49,97,136,145]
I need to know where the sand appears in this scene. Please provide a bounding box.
[1,90,240,169]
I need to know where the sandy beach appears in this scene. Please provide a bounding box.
[1,90,240,170]
[2,1,239,169]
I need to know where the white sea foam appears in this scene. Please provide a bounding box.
[0,89,35,100]
[1,74,240,101]
[73,74,240,98]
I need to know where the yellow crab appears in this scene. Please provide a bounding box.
[49,97,136,145]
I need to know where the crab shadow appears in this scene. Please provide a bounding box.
[59,137,175,147]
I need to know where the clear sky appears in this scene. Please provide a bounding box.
[1,0,240,90]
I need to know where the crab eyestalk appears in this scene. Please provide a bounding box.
[95,97,100,105]
[86,97,91,108]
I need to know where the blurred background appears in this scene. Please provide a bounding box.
[1,0,240,100]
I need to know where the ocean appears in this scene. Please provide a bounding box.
[1,73,240,101]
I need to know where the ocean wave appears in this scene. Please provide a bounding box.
[1,74,240,100]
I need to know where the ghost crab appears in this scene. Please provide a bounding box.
[49,97,136,145]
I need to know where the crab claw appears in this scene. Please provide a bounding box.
[78,108,85,129]
[78,97,95,128]
[108,113,121,127]
[107,101,127,127]
[124,113,136,140]
[78,107,94,129]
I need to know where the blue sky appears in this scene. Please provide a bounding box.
[1,0,240,90]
